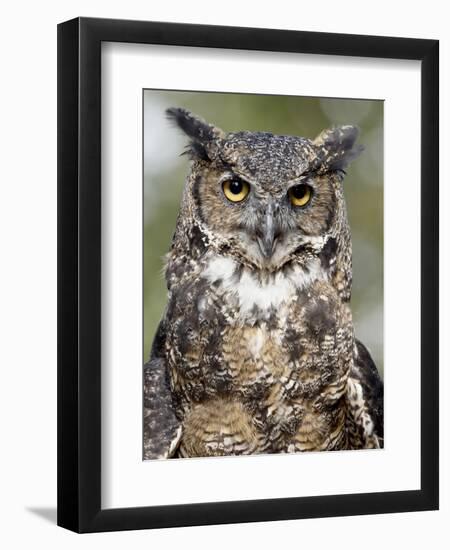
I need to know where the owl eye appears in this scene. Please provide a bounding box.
[289,184,313,207]
[222,177,250,203]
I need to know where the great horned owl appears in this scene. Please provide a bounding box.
[144,108,383,459]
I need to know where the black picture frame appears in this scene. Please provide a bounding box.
[57,16,439,533]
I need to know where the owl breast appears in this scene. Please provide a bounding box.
[166,253,354,456]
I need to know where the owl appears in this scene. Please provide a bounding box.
[143,107,383,459]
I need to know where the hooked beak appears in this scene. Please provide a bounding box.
[256,204,279,258]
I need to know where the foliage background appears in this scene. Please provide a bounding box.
[144,91,384,376]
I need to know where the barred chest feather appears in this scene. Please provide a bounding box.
[166,253,356,456]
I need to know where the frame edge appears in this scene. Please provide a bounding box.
[57,17,81,533]
[420,39,439,511]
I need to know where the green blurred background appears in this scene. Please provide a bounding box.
[144,91,384,377]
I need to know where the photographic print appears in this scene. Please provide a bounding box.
[58,18,438,531]
[143,90,384,460]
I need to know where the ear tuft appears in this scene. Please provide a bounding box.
[313,125,364,172]
[166,108,225,161]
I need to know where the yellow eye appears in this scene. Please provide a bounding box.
[289,184,312,207]
[222,178,250,203]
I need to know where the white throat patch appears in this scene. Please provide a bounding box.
[202,255,327,316]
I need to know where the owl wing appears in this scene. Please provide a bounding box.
[143,322,182,459]
[351,339,384,443]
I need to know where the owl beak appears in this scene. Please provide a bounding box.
[257,205,278,258]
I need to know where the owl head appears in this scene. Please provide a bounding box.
[167,107,362,280]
